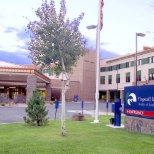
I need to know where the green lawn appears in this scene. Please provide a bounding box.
[0,116,154,154]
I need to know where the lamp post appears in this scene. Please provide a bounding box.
[135,32,145,86]
[87,24,100,123]
[116,65,118,98]
[86,0,102,123]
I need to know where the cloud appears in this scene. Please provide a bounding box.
[100,42,110,46]
[16,27,30,41]
[0,50,32,64]
[4,27,19,33]
[85,38,119,59]
[100,48,119,59]
[0,26,30,53]
[146,31,154,34]
[149,1,154,8]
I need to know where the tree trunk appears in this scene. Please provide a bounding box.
[61,79,66,136]
[60,58,69,136]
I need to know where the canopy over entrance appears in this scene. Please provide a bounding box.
[0,61,51,102]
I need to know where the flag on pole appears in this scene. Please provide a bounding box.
[100,0,104,30]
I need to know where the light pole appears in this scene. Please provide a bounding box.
[135,32,145,86]
[87,25,97,113]
[87,24,100,123]
[116,66,118,98]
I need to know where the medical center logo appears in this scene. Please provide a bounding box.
[126,92,137,105]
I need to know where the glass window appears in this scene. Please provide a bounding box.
[108,75,112,84]
[117,64,121,69]
[116,74,120,83]
[148,57,151,63]
[126,62,129,68]
[100,67,105,72]
[149,68,154,80]
[100,76,105,84]
[149,73,154,80]
[109,66,112,71]
[151,57,154,63]
[126,72,130,83]
[138,59,142,65]
[137,70,141,81]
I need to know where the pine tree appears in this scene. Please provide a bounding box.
[23,89,49,126]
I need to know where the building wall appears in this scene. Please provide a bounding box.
[99,49,154,90]
[81,51,96,100]
[44,50,96,101]
[99,47,154,101]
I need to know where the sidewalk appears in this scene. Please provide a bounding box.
[67,109,125,116]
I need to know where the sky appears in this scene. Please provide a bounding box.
[0,0,154,63]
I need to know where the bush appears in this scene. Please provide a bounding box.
[0,103,5,106]
[23,89,49,126]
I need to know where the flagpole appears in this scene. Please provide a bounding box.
[93,0,101,123]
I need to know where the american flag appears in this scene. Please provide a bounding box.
[100,0,104,30]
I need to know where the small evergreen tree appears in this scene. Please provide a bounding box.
[23,89,49,126]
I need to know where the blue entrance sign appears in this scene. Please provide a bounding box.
[124,85,154,119]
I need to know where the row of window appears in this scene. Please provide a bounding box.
[100,69,154,84]
[101,56,154,72]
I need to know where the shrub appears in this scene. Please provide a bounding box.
[23,89,49,126]
[0,103,5,106]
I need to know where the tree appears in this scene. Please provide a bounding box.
[23,89,49,126]
[27,0,87,135]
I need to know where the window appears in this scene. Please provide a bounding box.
[109,66,112,71]
[137,70,141,81]
[100,76,105,84]
[149,69,154,80]
[116,74,120,83]
[108,75,112,84]
[117,64,121,69]
[126,72,130,82]
[151,57,154,63]
[126,62,129,68]
[100,67,105,72]
[148,57,151,63]
[149,74,154,80]
[138,59,142,65]
[131,61,134,67]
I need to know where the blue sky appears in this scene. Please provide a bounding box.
[0,0,154,63]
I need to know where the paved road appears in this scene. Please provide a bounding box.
[0,102,115,124]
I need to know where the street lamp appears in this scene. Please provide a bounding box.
[135,32,145,86]
[116,65,118,98]
[87,25,97,30]
[86,0,103,123]
[87,24,100,123]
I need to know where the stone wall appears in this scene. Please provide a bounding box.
[26,75,37,102]
[0,93,9,103]
[125,116,154,135]
[46,83,51,101]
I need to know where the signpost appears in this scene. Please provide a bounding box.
[124,85,154,119]
[55,99,60,120]
[81,101,84,115]
[106,101,109,115]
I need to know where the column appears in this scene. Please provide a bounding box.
[18,87,21,94]
[106,90,110,102]
[26,75,37,103]
[120,90,124,104]
[4,86,7,93]
[45,83,51,101]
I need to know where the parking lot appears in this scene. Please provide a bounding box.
[0,102,115,124]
